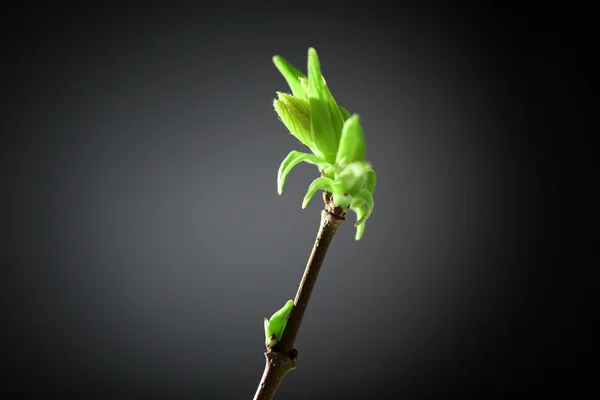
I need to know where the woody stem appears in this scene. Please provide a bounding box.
[253,210,344,400]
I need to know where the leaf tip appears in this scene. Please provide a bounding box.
[354,223,365,240]
[307,47,321,70]
[272,55,284,67]
[346,114,360,126]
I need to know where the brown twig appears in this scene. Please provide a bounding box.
[253,210,344,400]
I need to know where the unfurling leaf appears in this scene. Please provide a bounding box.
[277,151,328,195]
[274,93,315,152]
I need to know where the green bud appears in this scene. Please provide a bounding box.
[264,299,294,349]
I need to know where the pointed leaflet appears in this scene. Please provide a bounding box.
[308,48,338,164]
[273,56,307,99]
[277,150,327,195]
[302,176,340,209]
[336,114,366,169]
[273,92,316,152]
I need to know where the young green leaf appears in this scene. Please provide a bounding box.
[277,150,328,195]
[264,299,294,349]
[272,56,307,99]
[274,93,315,152]
[302,176,340,209]
[336,114,366,169]
[308,48,338,164]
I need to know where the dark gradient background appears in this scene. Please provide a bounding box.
[2,2,573,399]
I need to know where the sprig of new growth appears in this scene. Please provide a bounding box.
[253,47,377,400]
[273,48,377,240]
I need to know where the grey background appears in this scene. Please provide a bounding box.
[2,2,571,399]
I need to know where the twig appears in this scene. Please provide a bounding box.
[253,210,344,400]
